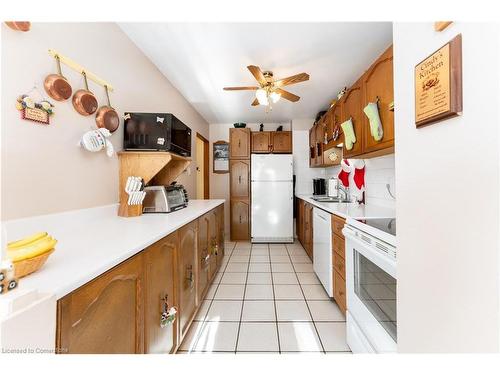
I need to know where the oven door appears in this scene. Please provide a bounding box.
[344,226,397,353]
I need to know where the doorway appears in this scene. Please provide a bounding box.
[195,133,209,199]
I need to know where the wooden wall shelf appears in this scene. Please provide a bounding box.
[118,152,191,217]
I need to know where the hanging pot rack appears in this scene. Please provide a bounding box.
[48,49,114,92]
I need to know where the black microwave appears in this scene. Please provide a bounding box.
[123,112,191,157]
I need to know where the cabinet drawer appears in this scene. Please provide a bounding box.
[333,251,346,280]
[333,234,345,259]
[333,271,346,314]
[332,215,346,239]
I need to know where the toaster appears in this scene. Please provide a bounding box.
[142,184,188,213]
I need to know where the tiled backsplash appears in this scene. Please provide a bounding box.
[292,130,396,209]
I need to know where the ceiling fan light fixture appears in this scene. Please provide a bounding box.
[270,91,281,103]
[256,88,268,106]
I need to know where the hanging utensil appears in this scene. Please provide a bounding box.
[44,55,72,101]
[72,71,98,116]
[4,22,31,32]
[95,85,119,133]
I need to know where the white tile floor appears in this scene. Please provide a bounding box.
[178,240,351,354]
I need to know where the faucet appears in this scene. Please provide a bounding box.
[337,184,350,202]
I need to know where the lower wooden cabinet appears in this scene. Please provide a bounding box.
[56,254,145,354]
[231,199,250,241]
[333,270,347,314]
[144,233,178,354]
[332,215,346,314]
[216,204,225,266]
[296,199,313,260]
[197,213,210,301]
[208,210,218,280]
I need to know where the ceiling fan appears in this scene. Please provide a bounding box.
[223,65,310,110]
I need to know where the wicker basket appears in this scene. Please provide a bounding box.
[13,249,54,278]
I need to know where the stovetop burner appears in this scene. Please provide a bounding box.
[357,218,396,237]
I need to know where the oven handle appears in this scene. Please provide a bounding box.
[343,227,397,278]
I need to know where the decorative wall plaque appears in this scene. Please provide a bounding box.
[213,141,229,173]
[415,34,462,127]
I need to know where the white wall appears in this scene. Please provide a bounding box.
[1,23,209,220]
[394,22,500,352]
[209,122,290,236]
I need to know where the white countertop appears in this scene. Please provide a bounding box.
[296,194,395,219]
[2,200,224,299]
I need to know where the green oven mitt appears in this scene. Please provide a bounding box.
[341,118,356,150]
[363,102,383,141]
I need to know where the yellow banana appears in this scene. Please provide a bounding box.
[8,232,48,249]
[7,237,57,262]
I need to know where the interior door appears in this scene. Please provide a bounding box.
[144,233,178,354]
[177,221,198,340]
[230,160,250,198]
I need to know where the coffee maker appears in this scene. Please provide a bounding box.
[312,178,326,196]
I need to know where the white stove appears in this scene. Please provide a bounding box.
[343,217,397,353]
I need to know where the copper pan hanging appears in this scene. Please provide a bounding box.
[72,71,98,116]
[95,85,119,133]
[44,55,72,101]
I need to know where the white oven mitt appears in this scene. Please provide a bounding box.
[341,118,356,151]
[363,102,383,141]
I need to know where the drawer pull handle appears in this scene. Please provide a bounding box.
[238,175,242,184]
[186,265,194,289]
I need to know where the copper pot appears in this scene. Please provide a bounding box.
[44,55,72,101]
[95,85,119,133]
[72,72,98,116]
[5,22,31,32]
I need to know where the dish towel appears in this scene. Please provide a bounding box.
[363,102,383,141]
[341,118,356,150]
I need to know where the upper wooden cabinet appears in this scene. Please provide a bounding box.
[251,131,271,153]
[57,254,144,354]
[230,160,250,199]
[309,126,316,166]
[230,128,251,159]
[251,131,292,154]
[340,76,364,158]
[177,220,198,340]
[362,46,395,155]
[271,131,292,153]
[144,233,178,354]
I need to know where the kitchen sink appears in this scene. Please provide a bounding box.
[311,196,351,203]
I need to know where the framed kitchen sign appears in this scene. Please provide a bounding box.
[213,141,229,174]
[415,34,462,127]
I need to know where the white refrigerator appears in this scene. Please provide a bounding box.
[251,154,294,243]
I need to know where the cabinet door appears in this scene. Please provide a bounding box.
[303,203,313,259]
[325,111,334,141]
[230,160,250,199]
[315,120,325,166]
[296,199,304,245]
[331,104,342,142]
[341,77,364,158]
[197,214,210,300]
[216,204,225,266]
[362,45,394,154]
[144,233,178,354]
[333,271,346,314]
[271,131,292,153]
[230,200,250,241]
[177,221,198,340]
[230,128,251,159]
[251,131,271,153]
[57,255,144,354]
[309,126,316,167]
[208,210,218,279]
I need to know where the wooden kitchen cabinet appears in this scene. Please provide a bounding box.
[177,220,198,340]
[251,131,271,153]
[303,202,314,260]
[208,210,218,280]
[309,126,316,167]
[333,270,347,314]
[362,45,395,156]
[230,200,250,241]
[144,233,178,354]
[271,131,292,153]
[230,160,250,199]
[296,199,304,245]
[229,128,251,159]
[332,215,346,314]
[56,254,145,354]
[197,214,210,300]
[340,76,364,158]
[315,120,325,165]
[216,204,225,266]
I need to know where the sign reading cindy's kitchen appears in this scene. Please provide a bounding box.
[415,34,462,127]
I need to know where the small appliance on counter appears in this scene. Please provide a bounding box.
[123,112,191,157]
[142,183,189,214]
[313,178,326,196]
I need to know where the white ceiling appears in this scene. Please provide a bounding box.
[119,22,393,124]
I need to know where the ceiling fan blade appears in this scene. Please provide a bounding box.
[247,65,267,86]
[274,73,310,87]
[275,88,300,102]
[251,98,259,106]
[223,86,259,91]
